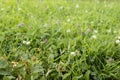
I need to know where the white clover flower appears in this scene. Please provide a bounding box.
[107,29,111,33]
[95,0,100,4]
[57,28,61,32]
[17,22,24,27]
[18,7,21,11]
[101,10,104,13]
[11,61,18,67]
[85,10,88,13]
[23,40,31,45]
[26,41,30,45]
[59,6,64,10]
[113,30,117,34]
[94,30,98,34]
[105,4,107,7]
[43,24,48,27]
[70,52,76,56]
[75,4,79,8]
[91,35,97,39]
[104,1,106,4]
[91,21,94,24]
[107,58,114,63]
[30,15,34,19]
[1,8,4,11]
[66,29,71,33]
[86,28,91,32]
[117,36,120,39]
[67,19,71,22]
[115,39,120,44]
[23,41,26,44]
[101,20,103,23]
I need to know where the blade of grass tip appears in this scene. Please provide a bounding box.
[95,56,105,69]
[110,61,120,72]
[54,54,65,62]
[85,70,90,80]
[67,41,70,53]
[110,73,118,79]
[67,65,76,75]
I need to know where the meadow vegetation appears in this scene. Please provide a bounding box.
[0,0,120,80]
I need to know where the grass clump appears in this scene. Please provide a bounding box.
[0,0,120,80]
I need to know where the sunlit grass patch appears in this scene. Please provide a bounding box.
[0,0,120,80]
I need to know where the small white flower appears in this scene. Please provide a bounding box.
[117,36,120,39]
[67,19,71,22]
[101,10,104,13]
[91,21,94,24]
[107,58,114,63]
[26,41,30,45]
[94,30,98,33]
[71,52,76,56]
[105,4,107,7]
[30,15,34,19]
[43,24,48,27]
[23,41,26,44]
[75,4,79,8]
[11,61,18,67]
[66,29,71,33]
[91,35,97,39]
[59,6,64,10]
[95,0,100,4]
[23,40,31,45]
[86,28,92,33]
[17,22,24,27]
[57,28,61,32]
[85,10,88,13]
[107,29,111,33]
[113,30,117,34]
[18,7,21,11]
[115,39,120,44]
[101,20,103,23]
[1,8,4,11]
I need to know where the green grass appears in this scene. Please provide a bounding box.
[0,0,120,80]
